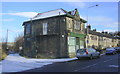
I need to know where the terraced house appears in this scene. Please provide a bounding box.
[86,25,119,49]
[22,8,87,58]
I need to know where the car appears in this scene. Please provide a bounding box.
[105,47,117,55]
[114,47,120,52]
[76,48,100,60]
[95,49,103,54]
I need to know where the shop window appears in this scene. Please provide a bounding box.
[68,37,76,45]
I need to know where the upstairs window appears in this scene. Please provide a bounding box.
[81,23,84,31]
[26,24,31,35]
[43,23,48,35]
[74,20,80,30]
[67,18,73,29]
[68,19,72,29]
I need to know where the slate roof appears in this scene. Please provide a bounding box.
[31,8,67,20]
[23,8,87,24]
[85,29,115,39]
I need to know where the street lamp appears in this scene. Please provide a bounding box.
[87,4,99,27]
[86,4,99,48]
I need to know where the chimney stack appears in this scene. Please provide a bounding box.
[87,24,91,30]
[102,31,104,34]
[105,32,108,34]
[93,29,96,31]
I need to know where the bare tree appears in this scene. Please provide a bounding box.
[14,33,24,53]
[1,38,6,49]
[0,37,8,54]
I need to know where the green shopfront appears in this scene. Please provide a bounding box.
[68,32,86,58]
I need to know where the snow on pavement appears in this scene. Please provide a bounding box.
[0,54,77,73]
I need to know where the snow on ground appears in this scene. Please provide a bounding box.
[0,53,77,73]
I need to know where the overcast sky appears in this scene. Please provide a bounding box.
[0,2,118,42]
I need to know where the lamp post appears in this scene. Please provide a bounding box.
[87,4,99,26]
[6,29,8,50]
[86,4,99,48]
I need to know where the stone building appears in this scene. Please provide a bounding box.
[86,25,119,49]
[22,8,87,58]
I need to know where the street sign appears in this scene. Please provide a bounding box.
[19,47,22,50]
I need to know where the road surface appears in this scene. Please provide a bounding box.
[23,53,119,72]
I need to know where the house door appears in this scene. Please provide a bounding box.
[68,37,76,58]
[76,37,80,50]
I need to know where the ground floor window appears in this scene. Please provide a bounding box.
[80,40,84,49]
[68,37,76,46]
[25,37,31,47]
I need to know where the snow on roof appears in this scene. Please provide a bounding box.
[23,8,87,24]
[29,8,67,21]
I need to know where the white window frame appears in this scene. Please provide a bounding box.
[74,20,80,30]
[43,22,48,35]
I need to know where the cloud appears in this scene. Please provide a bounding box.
[113,22,118,25]
[0,12,38,18]
[65,2,86,8]
[87,16,118,28]
[9,29,23,33]
[104,29,117,32]
[104,22,118,28]
[97,29,117,33]
[0,19,14,22]
[89,16,113,23]
[0,29,23,33]
[82,15,118,32]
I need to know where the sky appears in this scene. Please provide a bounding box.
[0,2,118,42]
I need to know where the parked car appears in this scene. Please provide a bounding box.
[76,48,100,60]
[114,47,120,52]
[105,47,117,55]
[95,49,103,54]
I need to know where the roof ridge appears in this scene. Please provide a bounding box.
[32,8,67,19]
[38,8,66,14]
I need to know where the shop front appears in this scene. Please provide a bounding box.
[68,32,86,58]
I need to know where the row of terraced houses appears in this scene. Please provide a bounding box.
[22,8,120,58]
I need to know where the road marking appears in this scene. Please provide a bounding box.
[103,59,113,63]
[109,65,119,68]
[100,54,105,56]
[74,59,113,72]
[74,63,99,72]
